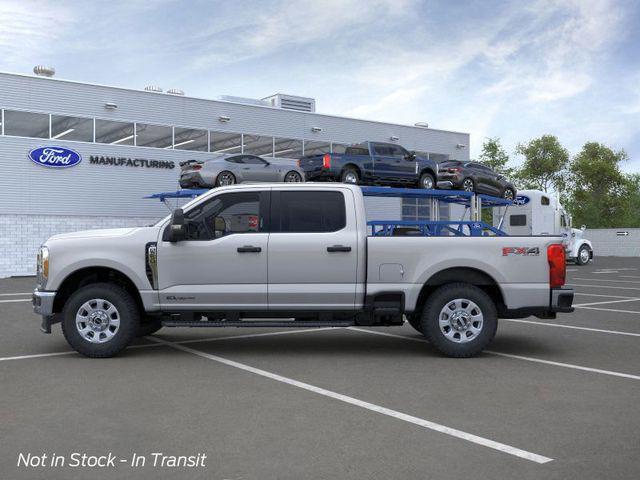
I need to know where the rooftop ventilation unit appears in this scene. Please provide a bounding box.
[262,94,316,112]
[167,88,185,96]
[33,65,55,77]
[219,95,270,107]
[144,85,163,93]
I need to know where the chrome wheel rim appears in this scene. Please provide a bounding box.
[579,248,590,263]
[285,171,302,182]
[421,176,434,189]
[439,298,483,343]
[76,298,120,344]
[462,179,474,192]
[343,172,358,184]
[503,189,514,200]
[218,173,235,186]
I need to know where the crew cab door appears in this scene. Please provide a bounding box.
[156,190,270,310]
[267,189,359,310]
[372,143,415,183]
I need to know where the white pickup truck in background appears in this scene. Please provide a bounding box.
[33,183,574,358]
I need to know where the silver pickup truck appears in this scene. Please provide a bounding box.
[33,183,574,358]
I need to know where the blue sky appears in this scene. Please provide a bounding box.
[1,0,638,171]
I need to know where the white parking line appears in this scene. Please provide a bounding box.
[148,336,553,464]
[574,292,638,299]
[573,278,640,285]
[347,328,640,381]
[568,284,640,291]
[0,299,31,304]
[0,327,338,362]
[0,292,32,296]
[501,319,640,337]
[620,275,640,279]
[573,298,640,307]
[575,306,640,315]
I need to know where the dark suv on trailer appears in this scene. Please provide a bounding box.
[298,141,439,189]
[438,160,516,199]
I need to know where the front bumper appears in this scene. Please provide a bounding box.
[32,289,57,333]
[179,171,208,188]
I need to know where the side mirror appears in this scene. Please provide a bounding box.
[168,208,186,242]
[405,151,416,161]
[213,217,226,238]
[581,225,586,231]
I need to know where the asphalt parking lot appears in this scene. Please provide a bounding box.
[1,257,639,480]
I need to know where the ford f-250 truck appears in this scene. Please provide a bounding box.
[33,183,574,358]
[299,141,439,189]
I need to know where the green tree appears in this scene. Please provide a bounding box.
[514,135,569,192]
[478,137,514,177]
[567,142,636,228]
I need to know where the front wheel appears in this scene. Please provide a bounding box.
[61,283,140,358]
[421,283,497,357]
[284,171,303,182]
[576,245,591,265]
[502,187,515,200]
[418,172,435,189]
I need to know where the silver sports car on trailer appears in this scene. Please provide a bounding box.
[179,154,305,188]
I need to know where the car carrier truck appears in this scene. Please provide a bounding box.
[494,189,594,265]
[33,184,574,358]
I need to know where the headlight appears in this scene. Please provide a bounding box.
[37,246,49,286]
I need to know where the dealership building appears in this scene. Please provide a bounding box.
[0,69,470,278]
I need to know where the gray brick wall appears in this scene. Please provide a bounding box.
[0,214,160,277]
[583,228,640,257]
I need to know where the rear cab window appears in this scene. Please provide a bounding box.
[274,191,346,233]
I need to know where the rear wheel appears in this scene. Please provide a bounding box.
[215,171,236,187]
[419,172,435,189]
[421,283,497,357]
[61,283,140,358]
[576,245,591,265]
[462,178,475,192]
[341,167,360,184]
[284,171,303,182]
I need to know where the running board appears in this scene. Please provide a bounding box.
[161,320,355,328]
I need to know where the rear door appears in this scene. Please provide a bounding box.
[371,143,415,183]
[267,189,359,310]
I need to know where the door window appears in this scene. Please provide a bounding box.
[183,192,264,240]
[242,155,268,165]
[277,191,346,233]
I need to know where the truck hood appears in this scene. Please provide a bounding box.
[48,227,150,241]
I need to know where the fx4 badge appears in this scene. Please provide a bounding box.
[502,247,540,256]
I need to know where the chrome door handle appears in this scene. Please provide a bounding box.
[237,246,261,253]
[327,245,351,252]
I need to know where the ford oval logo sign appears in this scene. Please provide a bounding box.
[514,195,530,206]
[28,146,82,168]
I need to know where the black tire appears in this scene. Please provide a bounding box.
[61,283,140,358]
[215,171,236,187]
[461,178,475,192]
[406,314,423,334]
[576,245,591,266]
[420,283,497,358]
[502,187,515,200]
[419,172,435,189]
[341,167,360,184]
[137,318,163,337]
[284,171,303,183]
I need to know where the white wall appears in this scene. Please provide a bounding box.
[583,228,640,257]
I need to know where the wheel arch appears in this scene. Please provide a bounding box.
[412,267,505,316]
[53,266,144,315]
[419,166,436,179]
[341,163,362,177]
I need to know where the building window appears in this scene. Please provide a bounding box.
[243,135,274,156]
[331,143,348,154]
[135,123,172,149]
[303,140,331,156]
[273,137,303,158]
[95,119,135,145]
[51,115,93,142]
[3,110,49,138]
[429,153,450,163]
[210,131,242,154]
[173,127,208,151]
